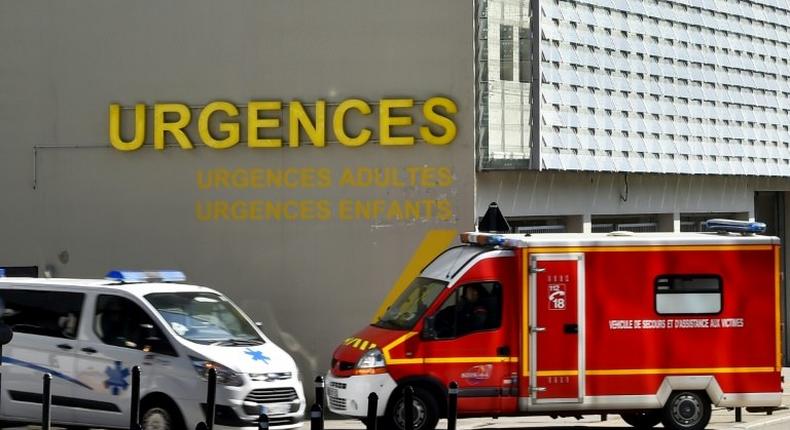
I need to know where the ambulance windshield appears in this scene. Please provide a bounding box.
[145,292,264,346]
[374,277,447,330]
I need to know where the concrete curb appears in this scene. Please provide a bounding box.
[728,414,790,430]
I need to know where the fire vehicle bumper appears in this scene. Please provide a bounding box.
[325,372,397,417]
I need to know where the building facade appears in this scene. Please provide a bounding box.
[0,0,475,394]
[0,0,788,401]
[477,0,790,364]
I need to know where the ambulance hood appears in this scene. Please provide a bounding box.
[188,341,298,374]
[333,325,409,366]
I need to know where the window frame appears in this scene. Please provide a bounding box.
[0,288,85,340]
[430,281,503,340]
[654,274,723,315]
[93,293,177,356]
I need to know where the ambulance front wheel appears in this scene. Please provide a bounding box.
[385,386,440,430]
[661,391,711,430]
[140,397,185,430]
[620,410,662,428]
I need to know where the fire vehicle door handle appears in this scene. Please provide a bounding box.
[56,344,73,351]
[497,346,510,356]
[530,326,546,333]
[81,347,97,354]
[564,324,578,334]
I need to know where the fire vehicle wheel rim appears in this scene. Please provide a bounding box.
[142,407,171,430]
[394,396,428,430]
[670,394,703,427]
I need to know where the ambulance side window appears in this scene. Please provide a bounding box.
[0,289,83,339]
[655,275,722,315]
[94,295,176,355]
[432,282,502,339]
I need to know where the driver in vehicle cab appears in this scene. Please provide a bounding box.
[457,284,489,335]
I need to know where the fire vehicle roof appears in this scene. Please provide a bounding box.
[460,231,779,249]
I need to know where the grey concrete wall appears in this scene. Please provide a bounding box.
[478,170,790,220]
[0,0,475,395]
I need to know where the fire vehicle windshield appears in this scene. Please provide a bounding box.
[373,277,447,330]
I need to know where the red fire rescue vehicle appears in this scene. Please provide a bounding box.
[326,219,783,430]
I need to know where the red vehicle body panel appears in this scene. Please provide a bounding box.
[331,237,782,418]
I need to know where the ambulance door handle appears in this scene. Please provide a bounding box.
[81,347,97,354]
[56,343,73,351]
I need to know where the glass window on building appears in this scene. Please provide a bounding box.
[500,24,514,81]
[519,27,531,83]
[680,212,748,232]
[591,214,659,233]
[506,216,569,234]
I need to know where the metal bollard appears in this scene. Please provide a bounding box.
[42,373,52,430]
[403,385,414,430]
[315,375,325,412]
[735,407,742,422]
[447,382,458,430]
[366,392,379,430]
[310,403,324,430]
[130,366,141,430]
[206,367,217,430]
[258,412,269,430]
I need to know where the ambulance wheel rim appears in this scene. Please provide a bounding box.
[394,396,427,430]
[142,407,171,430]
[670,394,702,427]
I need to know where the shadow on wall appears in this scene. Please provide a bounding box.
[249,301,320,404]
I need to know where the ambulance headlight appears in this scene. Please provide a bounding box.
[354,348,386,375]
[190,356,245,387]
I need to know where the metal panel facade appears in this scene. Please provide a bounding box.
[481,0,790,175]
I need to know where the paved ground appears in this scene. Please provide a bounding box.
[324,369,790,430]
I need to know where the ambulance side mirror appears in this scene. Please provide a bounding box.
[140,323,176,356]
[140,323,160,341]
[0,323,13,346]
[421,315,437,340]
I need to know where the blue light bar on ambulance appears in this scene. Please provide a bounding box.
[704,218,766,234]
[460,232,507,246]
[105,270,186,283]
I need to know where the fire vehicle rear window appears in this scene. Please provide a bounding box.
[655,275,722,315]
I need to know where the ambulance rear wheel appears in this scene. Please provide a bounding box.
[386,386,440,430]
[620,410,662,428]
[661,391,711,430]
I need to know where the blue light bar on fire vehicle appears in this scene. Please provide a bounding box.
[460,232,507,246]
[105,270,186,283]
[704,219,766,234]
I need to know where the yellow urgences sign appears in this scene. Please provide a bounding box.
[109,97,457,151]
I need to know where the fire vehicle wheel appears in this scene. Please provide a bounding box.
[620,410,662,428]
[386,386,440,430]
[661,391,711,430]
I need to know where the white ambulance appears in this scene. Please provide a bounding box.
[0,270,305,430]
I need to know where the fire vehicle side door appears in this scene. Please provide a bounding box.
[418,254,519,414]
[529,253,584,404]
